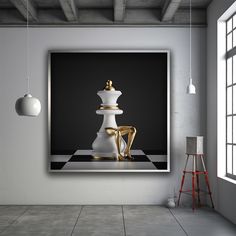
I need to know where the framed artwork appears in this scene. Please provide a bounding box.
[48,50,170,172]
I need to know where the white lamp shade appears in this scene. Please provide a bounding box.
[187,78,196,94]
[15,94,41,117]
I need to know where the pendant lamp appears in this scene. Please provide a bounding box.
[187,0,196,95]
[15,0,41,116]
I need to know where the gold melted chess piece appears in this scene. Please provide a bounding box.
[105,126,137,161]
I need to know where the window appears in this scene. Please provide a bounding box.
[226,13,236,180]
[217,2,236,183]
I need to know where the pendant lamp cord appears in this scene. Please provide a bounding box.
[190,0,192,80]
[26,0,30,94]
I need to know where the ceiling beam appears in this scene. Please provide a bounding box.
[114,0,126,22]
[162,0,182,22]
[59,0,78,22]
[10,0,37,21]
[0,8,206,26]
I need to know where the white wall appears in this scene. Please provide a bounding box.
[0,27,206,205]
[207,0,236,224]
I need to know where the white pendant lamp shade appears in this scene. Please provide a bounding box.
[187,0,196,95]
[187,78,196,94]
[15,0,41,117]
[15,94,41,117]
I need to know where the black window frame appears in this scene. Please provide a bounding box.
[226,12,236,180]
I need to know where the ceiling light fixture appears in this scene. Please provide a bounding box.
[15,0,41,116]
[187,0,196,95]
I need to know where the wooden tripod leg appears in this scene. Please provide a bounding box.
[196,155,201,207]
[178,172,186,206]
[192,172,195,211]
[200,155,214,209]
[205,173,215,209]
[192,155,196,211]
[178,155,189,206]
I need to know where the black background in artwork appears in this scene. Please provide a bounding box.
[50,52,168,154]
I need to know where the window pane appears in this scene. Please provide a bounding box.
[234,56,236,84]
[234,86,236,114]
[227,87,232,114]
[227,18,233,33]
[234,116,236,143]
[233,146,236,175]
[227,145,233,174]
[234,30,236,47]
[227,33,233,51]
[227,116,232,143]
[227,58,232,85]
[234,15,236,28]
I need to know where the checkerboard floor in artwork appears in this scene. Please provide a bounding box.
[50,150,168,172]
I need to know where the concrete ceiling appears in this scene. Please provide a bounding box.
[0,0,212,26]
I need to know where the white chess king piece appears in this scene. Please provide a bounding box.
[92,80,126,158]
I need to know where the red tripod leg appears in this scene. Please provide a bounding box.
[192,172,195,211]
[192,155,196,211]
[196,156,201,207]
[196,173,201,207]
[200,155,214,209]
[178,172,186,206]
[205,173,214,209]
[178,155,189,206]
